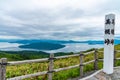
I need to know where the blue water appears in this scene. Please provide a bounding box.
[0,42,103,53]
[44,43,103,53]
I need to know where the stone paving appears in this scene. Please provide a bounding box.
[82,67,120,80]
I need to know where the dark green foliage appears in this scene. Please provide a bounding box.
[83,48,95,53]
[2,44,120,80]
[19,42,65,50]
[54,52,74,57]
[0,51,73,61]
[0,51,49,61]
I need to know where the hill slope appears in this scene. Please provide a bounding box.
[3,44,120,80]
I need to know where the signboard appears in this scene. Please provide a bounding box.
[103,14,115,74]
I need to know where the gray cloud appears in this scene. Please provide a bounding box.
[0,0,119,40]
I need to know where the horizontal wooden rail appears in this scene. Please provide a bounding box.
[55,64,79,72]
[116,58,120,60]
[8,58,49,66]
[98,50,120,53]
[7,50,95,66]
[7,60,97,80]
[7,64,79,80]
[55,54,80,59]
[56,50,94,59]
[97,51,103,53]
[98,59,103,61]
[96,57,120,62]
[84,51,95,56]
[5,50,95,80]
[116,50,120,53]
[7,71,48,80]
[3,49,120,80]
[83,60,95,65]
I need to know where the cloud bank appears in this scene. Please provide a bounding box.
[0,0,120,40]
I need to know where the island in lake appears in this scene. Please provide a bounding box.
[19,42,65,50]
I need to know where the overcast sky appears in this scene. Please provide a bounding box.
[0,0,120,40]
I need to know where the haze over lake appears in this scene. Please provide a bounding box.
[45,43,103,53]
[0,42,103,53]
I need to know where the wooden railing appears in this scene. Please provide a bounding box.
[0,49,120,80]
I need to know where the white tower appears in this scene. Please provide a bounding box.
[103,14,115,74]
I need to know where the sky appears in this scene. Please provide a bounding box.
[0,0,120,41]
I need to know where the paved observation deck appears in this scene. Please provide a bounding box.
[80,67,120,80]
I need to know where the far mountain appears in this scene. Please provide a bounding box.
[8,39,120,45]
[87,39,120,45]
[10,39,83,44]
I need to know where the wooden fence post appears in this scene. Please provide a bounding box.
[114,50,116,67]
[48,53,54,80]
[0,58,7,80]
[94,49,98,70]
[80,52,84,77]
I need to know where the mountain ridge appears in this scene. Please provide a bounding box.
[9,39,120,45]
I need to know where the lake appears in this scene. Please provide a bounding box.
[0,42,103,53]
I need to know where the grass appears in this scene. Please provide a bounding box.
[4,44,120,80]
